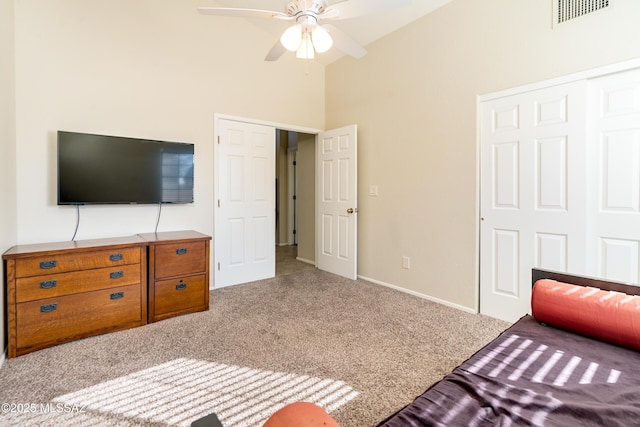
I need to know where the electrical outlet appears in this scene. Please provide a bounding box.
[402,256,410,269]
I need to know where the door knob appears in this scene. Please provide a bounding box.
[347,208,354,214]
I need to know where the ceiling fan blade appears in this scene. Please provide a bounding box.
[323,24,367,59]
[317,8,340,20]
[264,41,287,62]
[197,7,291,21]
[329,0,412,20]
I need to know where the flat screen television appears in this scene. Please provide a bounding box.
[57,131,194,205]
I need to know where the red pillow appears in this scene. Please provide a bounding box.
[532,279,640,351]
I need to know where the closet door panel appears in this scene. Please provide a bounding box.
[480,81,588,322]
[588,68,640,283]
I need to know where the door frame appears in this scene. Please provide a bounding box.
[287,147,297,246]
[475,57,640,315]
[213,113,324,287]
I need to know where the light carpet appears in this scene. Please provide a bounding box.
[0,269,509,427]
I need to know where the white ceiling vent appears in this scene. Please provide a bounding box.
[554,0,611,25]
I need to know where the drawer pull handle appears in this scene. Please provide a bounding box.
[110,292,124,300]
[41,303,58,313]
[109,253,124,261]
[110,271,124,279]
[40,260,57,269]
[40,280,58,289]
[176,282,187,290]
[176,248,188,255]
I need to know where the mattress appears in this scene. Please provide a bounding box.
[377,315,640,426]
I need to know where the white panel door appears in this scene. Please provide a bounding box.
[588,68,640,283]
[317,125,358,280]
[480,82,588,322]
[216,119,275,288]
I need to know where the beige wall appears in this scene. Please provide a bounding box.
[325,0,640,310]
[13,0,324,248]
[296,133,316,263]
[6,0,640,323]
[1,0,17,359]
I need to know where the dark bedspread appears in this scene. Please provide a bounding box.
[377,315,640,426]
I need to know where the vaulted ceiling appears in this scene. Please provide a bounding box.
[200,0,452,63]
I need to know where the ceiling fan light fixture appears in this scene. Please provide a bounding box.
[296,32,315,59]
[280,24,302,51]
[311,25,333,53]
[199,0,399,62]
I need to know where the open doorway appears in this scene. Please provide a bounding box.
[275,130,316,276]
[214,114,358,287]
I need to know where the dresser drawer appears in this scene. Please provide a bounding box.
[154,275,206,316]
[16,264,141,303]
[15,247,141,278]
[154,241,206,279]
[16,284,142,349]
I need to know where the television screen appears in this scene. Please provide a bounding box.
[58,131,194,205]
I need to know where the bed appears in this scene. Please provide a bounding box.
[376,268,640,427]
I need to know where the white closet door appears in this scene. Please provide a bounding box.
[480,81,587,322]
[587,68,640,283]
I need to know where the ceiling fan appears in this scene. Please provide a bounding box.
[198,0,411,61]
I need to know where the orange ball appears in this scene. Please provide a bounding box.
[263,402,341,427]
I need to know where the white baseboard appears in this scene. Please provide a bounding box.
[0,351,5,369]
[296,257,316,266]
[358,274,478,314]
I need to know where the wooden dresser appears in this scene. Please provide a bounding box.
[3,230,212,358]
[140,231,211,323]
[3,236,148,358]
